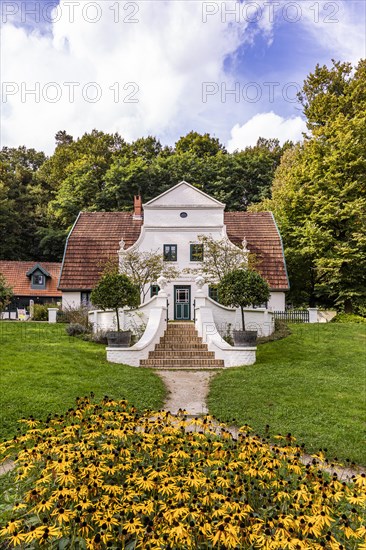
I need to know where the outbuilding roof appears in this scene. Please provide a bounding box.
[0,261,62,296]
[224,211,289,290]
[58,210,289,291]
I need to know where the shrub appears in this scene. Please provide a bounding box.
[222,323,234,346]
[90,330,109,345]
[81,330,109,345]
[66,322,90,336]
[354,303,366,318]
[58,304,90,327]
[330,313,366,324]
[32,303,58,321]
[0,397,365,550]
[257,319,292,344]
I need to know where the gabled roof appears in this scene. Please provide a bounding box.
[143,181,225,208]
[57,207,289,291]
[58,212,143,290]
[224,211,289,290]
[26,263,51,278]
[0,261,62,296]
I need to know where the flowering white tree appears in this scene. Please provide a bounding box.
[118,245,180,303]
[186,234,255,284]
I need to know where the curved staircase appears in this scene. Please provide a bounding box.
[140,322,224,369]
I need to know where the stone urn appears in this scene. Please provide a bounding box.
[233,329,257,347]
[106,330,132,347]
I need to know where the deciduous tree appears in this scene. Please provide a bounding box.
[0,273,13,314]
[119,248,180,302]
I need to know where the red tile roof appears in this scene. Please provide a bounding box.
[58,210,288,291]
[0,261,62,296]
[224,211,289,290]
[58,212,143,290]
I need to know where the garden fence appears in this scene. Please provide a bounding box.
[274,310,310,323]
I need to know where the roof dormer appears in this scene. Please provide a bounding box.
[26,263,51,290]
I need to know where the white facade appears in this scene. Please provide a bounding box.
[62,181,287,315]
[62,291,82,309]
[121,181,285,318]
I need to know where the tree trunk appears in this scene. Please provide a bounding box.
[115,308,121,331]
[241,306,246,331]
[344,299,353,314]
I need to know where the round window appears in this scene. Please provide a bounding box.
[180,212,188,218]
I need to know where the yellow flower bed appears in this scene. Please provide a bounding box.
[0,396,365,549]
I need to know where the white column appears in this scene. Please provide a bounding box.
[48,308,58,324]
[308,308,318,323]
[194,275,207,308]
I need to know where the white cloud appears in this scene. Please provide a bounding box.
[227,112,307,151]
[1,1,251,153]
[298,0,366,65]
[0,0,364,154]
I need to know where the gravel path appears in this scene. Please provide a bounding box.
[156,370,216,415]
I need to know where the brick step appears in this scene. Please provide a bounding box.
[155,344,208,350]
[159,338,203,348]
[140,358,225,367]
[148,350,215,358]
[153,367,223,371]
[164,331,198,336]
[142,363,225,369]
[165,326,197,332]
[139,323,224,369]
[163,334,198,339]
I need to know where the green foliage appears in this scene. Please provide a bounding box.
[90,272,139,331]
[0,273,13,313]
[0,146,48,260]
[330,313,366,323]
[175,131,226,157]
[253,59,366,311]
[257,319,291,344]
[32,303,58,321]
[218,269,270,330]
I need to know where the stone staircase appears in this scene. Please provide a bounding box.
[140,322,224,369]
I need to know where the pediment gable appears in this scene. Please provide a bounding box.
[143,181,225,209]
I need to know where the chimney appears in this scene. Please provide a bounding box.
[133,195,143,220]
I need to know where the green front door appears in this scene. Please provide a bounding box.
[174,286,191,320]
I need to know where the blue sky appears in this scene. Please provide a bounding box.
[1,0,365,153]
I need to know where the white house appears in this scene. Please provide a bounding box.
[59,181,289,313]
[58,182,289,367]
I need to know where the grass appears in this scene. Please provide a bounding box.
[0,322,166,440]
[208,323,366,465]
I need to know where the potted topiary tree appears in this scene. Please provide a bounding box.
[218,268,270,346]
[90,271,140,347]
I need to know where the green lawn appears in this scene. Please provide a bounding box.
[208,323,366,465]
[0,322,166,440]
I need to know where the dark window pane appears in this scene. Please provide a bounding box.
[190,244,204,262]
[163,244,177,261]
